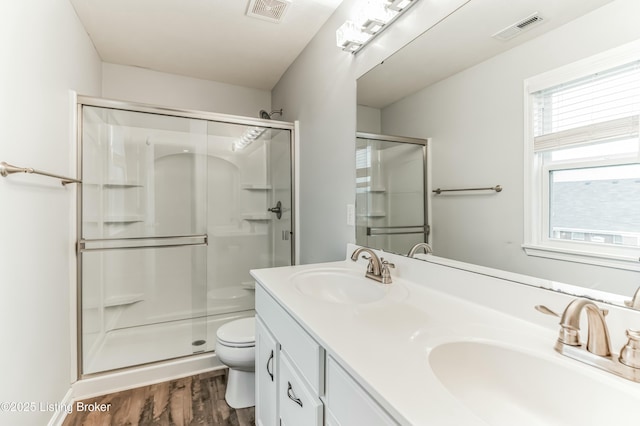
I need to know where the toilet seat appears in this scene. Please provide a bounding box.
[216,317,255,348]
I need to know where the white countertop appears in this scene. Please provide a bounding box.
[251,245,640,425]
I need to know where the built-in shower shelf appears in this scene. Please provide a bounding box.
[241,281,256,290]
[104,217,144,224]
[368,187,387,193]
[104,293,144,308]
[210,229,267,237]
[241,213,272,221]
[83,182,143,188]
[358,211,386,218]
[241,183,272,190]
[84,215,144,224]
[103,183,143,189]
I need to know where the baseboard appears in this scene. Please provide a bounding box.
[52,352,223,425]
[73,352,223,399]
[47,388,74,426]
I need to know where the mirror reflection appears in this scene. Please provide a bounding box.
[355,133,429,254]
[356,0,640,305]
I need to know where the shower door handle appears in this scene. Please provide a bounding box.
[267,201,282,219]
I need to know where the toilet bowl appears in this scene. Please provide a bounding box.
[215,317,256,409]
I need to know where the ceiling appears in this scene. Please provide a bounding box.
[69,0,345,91]
[358,0,615,108]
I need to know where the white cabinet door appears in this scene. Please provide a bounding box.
[279,352,323,426]
[256,316,278,426]
[326,356,398,426]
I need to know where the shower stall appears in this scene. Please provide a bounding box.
[77,98,294,376]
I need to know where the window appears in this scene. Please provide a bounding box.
[524,44,640,271]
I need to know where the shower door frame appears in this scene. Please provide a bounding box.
[355,131,431,251]
[75,96,297,378]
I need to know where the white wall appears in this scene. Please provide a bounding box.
[272,0,469,263]
[356,105,381,133]
[381,0,640,294]
[102,63,271,118]
[0,1,101,425]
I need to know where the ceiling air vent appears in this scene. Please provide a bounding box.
[247,0,292,24]
[492,13,544,41]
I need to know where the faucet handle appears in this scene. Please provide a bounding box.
[380,258,395,268]
[380,258,395,284]
[535,304,608,318]
[620,329,640,369]
[535,305,577,344]
[535,305,560,317]
[360,254,375,273]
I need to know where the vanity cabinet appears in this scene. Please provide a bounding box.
[256,285,323,426]
[255,284,397,426]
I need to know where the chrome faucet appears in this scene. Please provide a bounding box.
[556,298,611,356]
[407,242,433,257]
[350,247,395,284]
[537,297,640,382]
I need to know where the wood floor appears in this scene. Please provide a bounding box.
[62,369,255,426]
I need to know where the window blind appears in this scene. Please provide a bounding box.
[355,145,371,190]
[532,60,640,152]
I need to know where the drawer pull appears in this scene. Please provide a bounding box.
[266,350,274,382]
[287,381,303,407]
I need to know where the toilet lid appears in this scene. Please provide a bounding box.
[217,317,255,346]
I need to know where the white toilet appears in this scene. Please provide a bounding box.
[215,317,256,409]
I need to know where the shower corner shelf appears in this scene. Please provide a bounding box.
[210,229,267,237]
[84,215,144,224]
[83,181,143,188]
[241,183,272,190]
[369,187,387,193]
[103,183,143,189]
[104,217,144,224]
[358,211,386,218]
[104,294,144,308]
[241,213,272,221]
[241,281,256,290]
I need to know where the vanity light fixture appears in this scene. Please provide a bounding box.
[233,126,267,151]
[356,0,398,34]
[336,0,419,53]
[387,0,412,11]
[336,21,371,52]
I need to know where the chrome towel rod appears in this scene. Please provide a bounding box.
[0,161,81,186]
[432,185,502,194]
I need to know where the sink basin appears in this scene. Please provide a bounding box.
[291,268,388,304]
[429,341,640,425]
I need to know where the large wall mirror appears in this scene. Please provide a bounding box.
[356,0,640,307]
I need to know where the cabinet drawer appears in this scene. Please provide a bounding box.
[279,352,323,426]
[326,356,398,426]
[256,284,323,394]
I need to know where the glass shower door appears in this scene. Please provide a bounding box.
[78,100,295,375]
[269,127,294,266]
[80,106,209,374]
[356,133,428,255]
[203,122,292,352]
